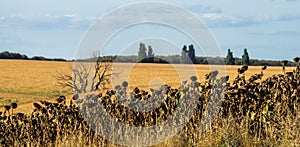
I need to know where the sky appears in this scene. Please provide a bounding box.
[1,0,300,60]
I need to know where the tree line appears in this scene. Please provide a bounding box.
[110,55,292,66]
[225,48,250,65]
[0,51,67,61]
[135,42,294,66]
[1,44,297,66]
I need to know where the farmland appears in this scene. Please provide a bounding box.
[0,60,295,112]
[0,60,72,108]
[0,59,299,146]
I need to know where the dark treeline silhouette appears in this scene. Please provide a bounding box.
[91,55,296,66]
[0,51,67,62]
[1,50,297,66]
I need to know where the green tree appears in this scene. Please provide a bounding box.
[242,48,250,65]
[181,45,189,64]
[188,44,196,64]
[181,44,197,64]
[138,43,147,62]
[226,49,235,65]
[0,51,28,59]
[147,45,154,62]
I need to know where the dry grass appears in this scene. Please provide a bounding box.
[0,60,294,113]
[0,60,73,109]
[115,63,293,89]
[0,60,299,146]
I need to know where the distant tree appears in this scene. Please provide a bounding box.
[147,45,155,62]
[181,44,197,64]
[165,55,181,64]
[242,48,250,65]
[196,57,208,64]
[0,51,28,59]
[52,58,67,61]
[147,45,154,58]
[0,51,69,61]
[226,49,235,65]
[181,45,189,64]
[21,54,29,60]
[188,44,196,64]
[0,51,10,59]
[235,57,242,65]
[138,43,147,62]
[31,56,48,60]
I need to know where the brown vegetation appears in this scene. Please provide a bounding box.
[0,58,300,146]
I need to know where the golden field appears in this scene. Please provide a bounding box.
[0,60,72,109]
[1,59,300,146]
[0,60,295,113]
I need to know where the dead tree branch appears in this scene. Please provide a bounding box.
[56,52,116,94]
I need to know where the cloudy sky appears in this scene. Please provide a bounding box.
[1,0,300,60]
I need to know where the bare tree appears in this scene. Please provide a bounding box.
[90,52,113,91]
[56,52,115,94]
[56,64,90,93]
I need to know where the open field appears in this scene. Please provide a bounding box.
[122,63,294,89]
[0,60,295,113]
[1,59,300,146]
[0,60,73,108]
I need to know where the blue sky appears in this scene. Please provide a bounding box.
[1,0,300,60]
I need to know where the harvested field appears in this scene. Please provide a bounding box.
[0,59,300,146]
[0,60,294,112]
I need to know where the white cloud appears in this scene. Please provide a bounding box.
[197,12,300,28]
[184,4,300,28]
[0,14,97,30]
[1,6,300,31]
[187,4,222,14]
[250,30,300,36]
[200,13,244,26]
